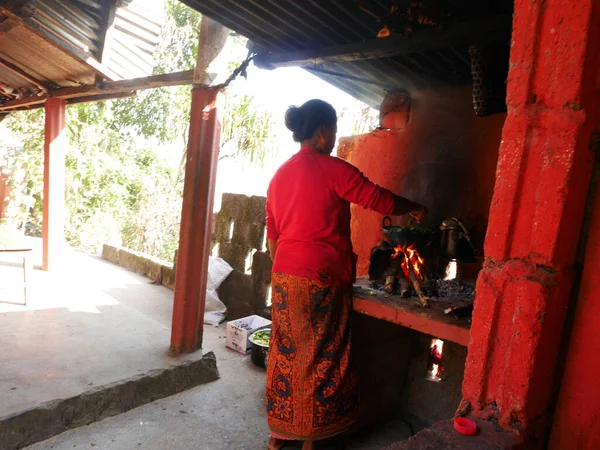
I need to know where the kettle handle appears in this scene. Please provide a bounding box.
[382,216,392,228]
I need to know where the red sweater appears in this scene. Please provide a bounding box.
[266,146,395,285]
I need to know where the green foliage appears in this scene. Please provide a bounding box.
[110,86,192,144]
[109,0,199,145]
[0,0,372,262]
[0,110,44,234]
[220,92,276,166]
[0,0,278,262]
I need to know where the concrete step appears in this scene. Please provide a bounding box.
[0,352,219,450]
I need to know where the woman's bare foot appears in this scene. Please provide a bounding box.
[302,440,316,450]
[268,437,286,450]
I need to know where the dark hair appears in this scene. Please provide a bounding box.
[285,99,337,142]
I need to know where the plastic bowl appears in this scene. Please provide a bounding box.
[454,417,477,436]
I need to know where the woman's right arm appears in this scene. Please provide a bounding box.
[334,158,425,220]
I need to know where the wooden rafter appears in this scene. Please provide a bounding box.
[0,70,194,111]
[0,55,50,92]
[255,15,512,69]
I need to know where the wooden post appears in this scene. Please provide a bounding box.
[42,98,66,271]
[170,17,228,353]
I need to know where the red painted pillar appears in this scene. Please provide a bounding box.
[42,98,66,271]
[170,88,222,353]
[461,0,600,445]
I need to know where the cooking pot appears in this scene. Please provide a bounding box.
[439,218,476,262]
[382,216,438,248]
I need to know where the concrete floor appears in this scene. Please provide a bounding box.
[25,324,413,450]
[1,242,413,449]
[0,245,201,418]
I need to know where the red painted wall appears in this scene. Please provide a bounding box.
[549,167,600,449]
[338,86,505,277]
[549,82,600,450]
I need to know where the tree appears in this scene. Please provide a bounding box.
[0,0,278,262]
[0,109,44,234]
[220,92,276,166]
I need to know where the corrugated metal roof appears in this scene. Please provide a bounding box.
[101,0,164,79]
[0,0,163,106]
[27,0,105,56]
[179,0,513,108]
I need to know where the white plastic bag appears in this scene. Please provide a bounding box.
[204,256,233,326]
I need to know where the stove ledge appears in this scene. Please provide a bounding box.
[353,278,471,347]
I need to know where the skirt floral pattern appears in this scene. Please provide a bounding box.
[266,272,358,440]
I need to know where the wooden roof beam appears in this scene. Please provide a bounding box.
[0,70,194,111]
[255,15,512,69]
[0,55,50,92]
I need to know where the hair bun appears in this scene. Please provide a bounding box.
[285,106,304,140]
[284,100,337,143]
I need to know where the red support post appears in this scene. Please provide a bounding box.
[170,88,222,353]
[42,98,66,271]
[461,0,600,446]
[170,16,227,354]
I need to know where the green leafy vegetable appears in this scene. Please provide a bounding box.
[252,330,271,347]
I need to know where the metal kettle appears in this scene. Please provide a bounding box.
[439,218,476,262]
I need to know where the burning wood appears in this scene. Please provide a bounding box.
[392,243,430,307]
[409,267,430,308]
[384,251,399,292]
[398,274,410,298]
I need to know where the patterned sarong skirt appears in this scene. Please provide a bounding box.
[266,272,358,440]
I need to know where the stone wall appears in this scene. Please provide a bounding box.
[102,193,273,320]
[101,244,176,290]
[212,193,272,320]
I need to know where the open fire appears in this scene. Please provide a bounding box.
[368,216,477,311]
[383,243,430,307]
[393,243,425,280]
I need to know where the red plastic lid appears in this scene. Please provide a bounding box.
[454,417,477,436]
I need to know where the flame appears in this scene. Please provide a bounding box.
[393,244,425,280]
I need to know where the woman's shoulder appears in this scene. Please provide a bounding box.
[324,154,361,174]
[269,152,302,186]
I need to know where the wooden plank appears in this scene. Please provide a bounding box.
[0,70,193,111]
[256,15,512,69]
[0,5,118,81]
[0,95,47,111]
[66,91,136,105]
[100,70,194,92]
[0,56,50,92]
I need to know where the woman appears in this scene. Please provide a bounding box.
[266,99,425,450]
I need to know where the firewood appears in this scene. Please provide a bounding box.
[408,265,430,308]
